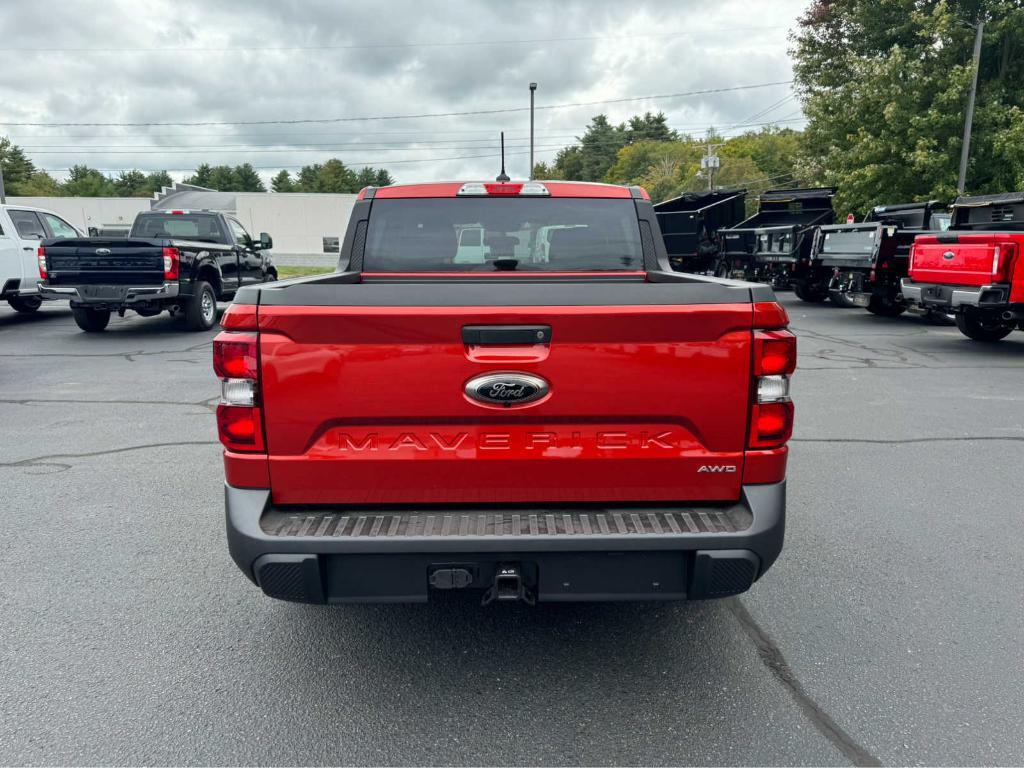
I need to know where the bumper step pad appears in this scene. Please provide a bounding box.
[262,507,751,539]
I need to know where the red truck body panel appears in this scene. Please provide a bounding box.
[910,233,1022,289]
[256,303,755,505]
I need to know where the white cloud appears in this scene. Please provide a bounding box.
[0,0,808,183]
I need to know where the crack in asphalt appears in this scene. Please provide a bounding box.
[0,397,217,409]
[0,340,211,362]
[728,598,882,767]
[0,440,218,474]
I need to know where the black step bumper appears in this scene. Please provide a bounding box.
[225,482,786,604]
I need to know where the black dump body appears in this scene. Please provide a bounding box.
[653,189,747,273]
[810,200,948,312]
[718,187,836,286]
[949,191,1024,231]
[815,200,947,270]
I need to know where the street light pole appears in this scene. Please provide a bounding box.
[529,82,537,180]
[957,20,984,195]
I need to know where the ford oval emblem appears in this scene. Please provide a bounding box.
[942,250,955,260]
[95,248,112,255]
[464,372,549,407]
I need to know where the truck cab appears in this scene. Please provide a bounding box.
[0,204,82,314]
[214,180,795,606]
[901,192,1024,341]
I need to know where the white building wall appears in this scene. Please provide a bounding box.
[7,197,149,232]
[8,192,356,263]
[234,193,356,256]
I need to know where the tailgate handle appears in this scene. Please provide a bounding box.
[462,325,551,345]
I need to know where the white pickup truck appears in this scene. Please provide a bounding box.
[0,203,82,313]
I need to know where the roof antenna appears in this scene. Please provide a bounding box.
[496,132,510,182]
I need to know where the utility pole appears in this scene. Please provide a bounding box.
[957,20,984,195]
[529,82,537,180]
[0,164,6,204]
[700,135,722,192]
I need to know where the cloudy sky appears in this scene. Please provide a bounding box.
[0,0,809,184]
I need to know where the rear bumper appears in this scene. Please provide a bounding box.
[38,281,179,308]
[900,279,1011,310]
[225,481,786,604]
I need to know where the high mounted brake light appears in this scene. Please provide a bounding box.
[457,182,550,197]
[213,332,264,452]
[749,329,796,449]
[37,247,47,280]
[162,246,180,280]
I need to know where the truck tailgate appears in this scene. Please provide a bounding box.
[911,235,1009,286]
[258,299,754,506]
[44,239,163,286]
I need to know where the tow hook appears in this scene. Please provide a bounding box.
[482,563,535,606]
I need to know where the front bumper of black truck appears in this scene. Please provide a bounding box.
[224,481,786,604]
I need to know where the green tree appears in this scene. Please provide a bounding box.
[16,171,62,196]
[114,169,148,196]
[233,163,266,192]
[185,163,214,187]
[271,170,295,192]
[62,165,116,197]
[206,165,239,191]
[0,136,38,193]
[144,170,172,194]
[791,0,1024,214]
[373,168,394,187]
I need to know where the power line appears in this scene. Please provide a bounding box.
[0,27,792,54]
[0,80,793,128]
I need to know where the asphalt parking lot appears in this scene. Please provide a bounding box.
[1,296,1022,766]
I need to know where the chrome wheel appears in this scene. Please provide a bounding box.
[201,290,215,323]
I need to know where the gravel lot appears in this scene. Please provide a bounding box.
[1,295,1022,766]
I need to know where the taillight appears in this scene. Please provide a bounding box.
[908,243,916,273]
[37,247,48,280]
[163,246,180,280]
[993,244,1016,279]
[213,332,263,452]
[750,329,795,449]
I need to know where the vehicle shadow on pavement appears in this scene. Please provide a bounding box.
[0,308,72,328]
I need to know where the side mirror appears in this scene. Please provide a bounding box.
[259,232,273,250]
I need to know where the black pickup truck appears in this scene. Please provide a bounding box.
[38,210,277,332]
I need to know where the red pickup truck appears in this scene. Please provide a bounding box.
[213,180,795,605]
[902,192,1024,341]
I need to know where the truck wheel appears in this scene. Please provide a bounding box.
[71,307,111,332]
[866,295,906,317]
[7,296,42,314]
[794,283,828,303]
[955,309,1014,342]
[184,280,218,331]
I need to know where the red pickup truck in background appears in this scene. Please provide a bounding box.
[213,180,795,605]
[902,192,1024,341]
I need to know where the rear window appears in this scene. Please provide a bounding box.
[362,198,643,272]
[821,229,876,254]
[130,214,223,242]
